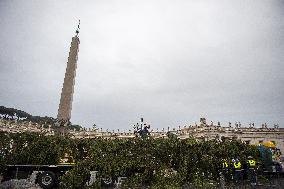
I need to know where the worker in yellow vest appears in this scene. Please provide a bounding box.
[221,158,230,182]
[246,156,257,185]
[232,158,243,183]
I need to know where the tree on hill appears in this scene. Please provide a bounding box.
[0,106,31,120]
[0,105,83,131]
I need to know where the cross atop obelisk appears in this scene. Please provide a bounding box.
[76,20,80,36]
[57,21,80,124]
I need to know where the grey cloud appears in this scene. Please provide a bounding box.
[1,0,283,130]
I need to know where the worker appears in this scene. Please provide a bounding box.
[275,148,281,161]
[232,158,243,183]
[221,158,230,182]
[59,152,75,165]
[246,156,257,185]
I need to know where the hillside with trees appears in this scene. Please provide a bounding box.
[0,106,82,131]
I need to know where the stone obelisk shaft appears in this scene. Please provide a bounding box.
[57,36,80,121]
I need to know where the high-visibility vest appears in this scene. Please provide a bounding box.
[247,160,256,167]
[222,161,229,168]
[234,162,241,169]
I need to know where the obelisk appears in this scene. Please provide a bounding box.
[57,22,80,123]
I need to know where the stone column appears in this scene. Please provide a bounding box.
[57,36,80,122]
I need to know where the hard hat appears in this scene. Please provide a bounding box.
[248,156,253,159]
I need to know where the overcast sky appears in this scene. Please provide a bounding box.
[0,0,283,131]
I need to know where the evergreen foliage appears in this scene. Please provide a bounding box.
[0,131,260,188]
